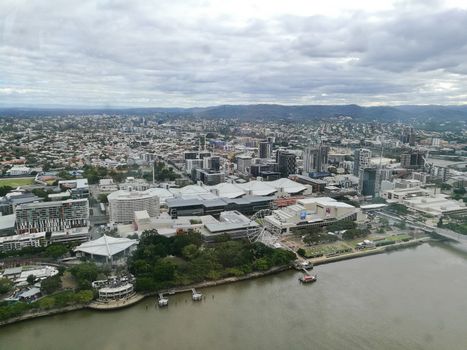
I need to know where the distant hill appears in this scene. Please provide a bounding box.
[1,104,467,121]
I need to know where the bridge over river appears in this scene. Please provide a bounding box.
[376,211,467,243]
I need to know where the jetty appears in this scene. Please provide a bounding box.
[157,293,169,307]
[191,288,203,301]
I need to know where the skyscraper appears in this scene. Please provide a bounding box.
[259,141,272,159]
[358,168,380,197]
[400,127,416,146]
[354,148,372,176]
[303,145,329,173]
[236,155,252,174]
[400,150,425,169]
[276,150,297,177]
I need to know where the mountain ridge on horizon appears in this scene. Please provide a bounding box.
[1,103,467,121]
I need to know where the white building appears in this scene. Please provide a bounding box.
[74,234,138,263]
[264,197,361,234]
[119,177,150,191]
[353,148,372,176]
[99,178,119,193]
[236,155,252,174]
[403,195,467,217]
[6,166,31,176]
[381,187,431,203]
[108,188,160,224]
[0,232,46,252]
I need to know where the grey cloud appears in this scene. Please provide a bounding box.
[0,0,467,107]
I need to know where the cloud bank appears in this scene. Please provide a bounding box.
[1,0,467,107]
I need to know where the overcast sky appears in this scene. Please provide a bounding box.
[1,0,467,107]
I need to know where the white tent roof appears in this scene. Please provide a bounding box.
[207,183,246,198]
[148,188,174,203]
[269,178,306,194]
[237,181,277,196]
[74,235,137,258]
[170,185,218,200]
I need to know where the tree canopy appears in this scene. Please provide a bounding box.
[129,231,295,292]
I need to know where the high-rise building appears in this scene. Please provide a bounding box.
[400,150,425,169]
[358,168,380,197]
[203,156,220,171]
[303,145,329,173]
[195,169,225,185]
[276,150,297,177]
[15,199,89,234]
[236,155,252,174]
[108,189,160,224]
[198,134,206,151]
[353,148,372,176]
[259,141,272,159]
[198,151,211,159]
[186,159,204,174]
[184,151,198,160]
[400,127,416,146]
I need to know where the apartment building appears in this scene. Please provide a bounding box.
[15,198,89,234]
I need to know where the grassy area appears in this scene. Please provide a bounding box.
[304,242,352,258]
[0,177,34,187]
[376,234,411,242]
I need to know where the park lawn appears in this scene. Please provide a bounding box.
[305,242,353,258]
[0,177,35,187]
[384,234,411,242]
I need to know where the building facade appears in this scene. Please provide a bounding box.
[353,148,372,176]
[108,189,160,224]
[303,145,329,173]
[276,151,297,177]
[259,141,272,159]
[358,168,380,197]
[15,198,89,234]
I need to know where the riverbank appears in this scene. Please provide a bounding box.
[0,237,431,326]
[309,237,431,266]
[3,242,465,350]
[70,238,433,311]
[89,265,291,311]
[0,265,291,325]
[0,304,85,327]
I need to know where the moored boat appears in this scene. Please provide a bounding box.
[299,274,317,284]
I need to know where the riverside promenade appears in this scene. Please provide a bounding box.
[0,305,85,327]
[309,237,431,266]
[0,238,431,326]
[88,265,292,311]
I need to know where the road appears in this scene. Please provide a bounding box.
[375,211,467,243]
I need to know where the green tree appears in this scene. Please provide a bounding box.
[74,290,94,304]
[437,217,444,228]
[253,258,270,271]
[0,186,13,197]
[45,244,69,259]
[38,297,55,310]
[58,170,74,180]
[153,259,176,282]
[41,275,62,295]
[0,278,13,294]
[70,263,99,290]
[395,221,407,230]
[387,203,409,215]
[32,188,50,200]
[98,193,108,203]
[182,244,199,260]
[27,274,36,285]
